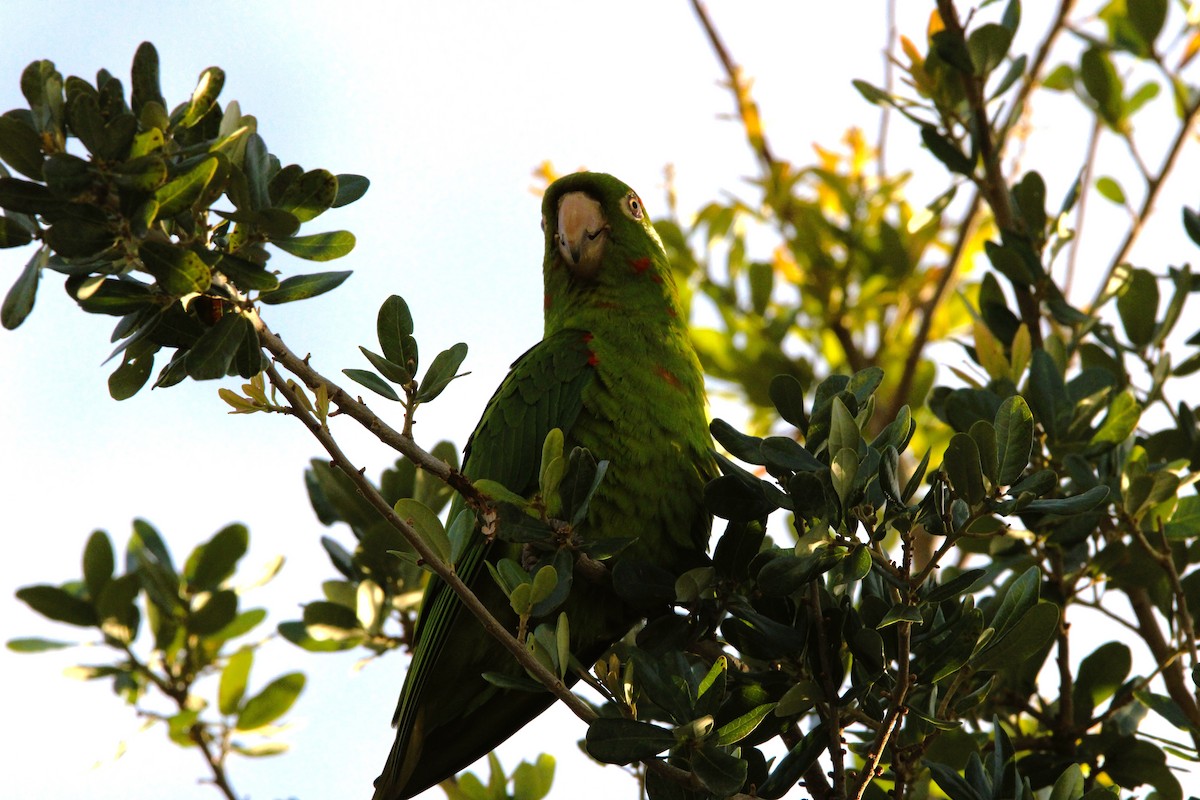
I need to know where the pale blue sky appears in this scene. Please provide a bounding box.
[2,3,1196,799]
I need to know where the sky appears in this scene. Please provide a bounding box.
[2,2,1199,799]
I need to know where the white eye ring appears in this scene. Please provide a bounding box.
[624,192,644,220]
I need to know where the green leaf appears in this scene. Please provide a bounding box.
[511,754,555,800]
[235,672,305,731]
[219,647,253,716]
[1116,267,1158,348]
[155,155,219,219]
[186,313,250,380]
[0,215,33,250]
[82,529,115,599]
[1049,764,1085,800]
[394,498,450,566]
[967,23,1013,76]
[925,568,987,603]
[258,270,351,304]
[1089,390,1140,450]
[973,600,1059,671]
[139,241,212,295]
[108,339,156,400]
[275,169,337,222]
[271,230,356,261]
[1183,207,1200,248]
[16,584,96,627]
[0,115,45,180]
[994,396,1034,485]
[921,125,974,175]
[130,42,165,114]
[416,342,469,404]
[45,213,116,258]
[1080,47,1124,130]
[377,294,417,368]
[359,347,411,385]
[189,589,237,634]
[177,67,225,129]
[1,246,43,329]
[6,637,74,653]
[1073,641,1131,723]
[584,718,675,764]
[715,702,776,746]
[1096,176,1126,204]
[769,374,807,431]
[944,432,986,505]
[343,368,401,401]
[1023,485,1110,514]
[691,743,747,796]
[1127,0,1167,56]
[188,524,249,591]
[332,174,370,208]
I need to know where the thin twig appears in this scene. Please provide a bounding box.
[1087,94,1200,313]
[689,0,777,173]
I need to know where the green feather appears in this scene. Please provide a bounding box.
[373,173,714,800]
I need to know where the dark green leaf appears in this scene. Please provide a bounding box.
[275,169,336,222]
[1,246,43,329]
[967,23,1013,76]
[0,115,45,180]
[16,585,96,627]
[691,743,747,796]
[188,524,249,591]
[108,339,156,400]
[258,270,351,304]
[994,395,1034,485]
[235,672,305,731]
[82,529,115,600]
[186,313,249,380]
[271,230,355,261]
[584,718,675,764]
[415,342,469,403]
[944,433,986,505]
[1116,268,1158,348]
[343,368,401,401]
[332,174,370,208]
[973,600,1059,671]
[769,374,807,432]
[155,155,218,219]
[0,177,58,215]
[359,346,410,384]
[139,241,212,295]
[177,67,225,129]
[1080,47,1124,129]
[45,214,116,258]
[1023,485,1110,514]
[925,568,987,603]
[189,589,238,634]
[130,42,165,114]
[921,125,974,175]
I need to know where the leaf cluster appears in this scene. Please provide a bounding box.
[9,520,302,796]
[0,43,367,399]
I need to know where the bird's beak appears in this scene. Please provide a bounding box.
[556,191,608,278]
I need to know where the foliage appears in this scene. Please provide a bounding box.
[11,2,1200,800]
[0,42,366,397]
[10,520,300,793]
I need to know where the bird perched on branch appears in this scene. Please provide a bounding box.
[374,172,714,800]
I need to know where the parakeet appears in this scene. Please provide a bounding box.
[373,172,714,800]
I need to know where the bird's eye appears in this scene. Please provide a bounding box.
[540,214,546,232]
[624,192,644,221]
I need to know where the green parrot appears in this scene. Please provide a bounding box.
[373,172,715,799]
